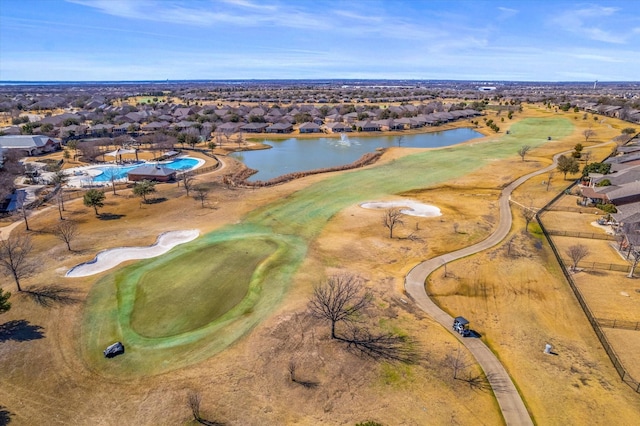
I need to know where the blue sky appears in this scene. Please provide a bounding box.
[1,0,639,81]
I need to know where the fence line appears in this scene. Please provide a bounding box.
[597,319,640,331]
[537,181,640,394]
[559,259,630,273]
[545,205,604,214]
[546,229,616,241]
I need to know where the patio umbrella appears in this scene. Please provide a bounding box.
[104,148,136,163]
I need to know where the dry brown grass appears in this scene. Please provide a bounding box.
[2,105,640,424]
[603,329,640,381]
[573,270,640,321]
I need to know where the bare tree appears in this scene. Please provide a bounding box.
[444,345,492,391]
[522,206,536,232]
[53,220,79,251]
[80,140,102,162]
[583,128,596,142]
[506,235,516,257]
[444,345,473,379]
[566,244,590,271]
[193,186,210,208]
[101,167,120,195]
[0,150,23,203]
[50,169,68,214]
[223,130,233,145]
[15,191,30,231]
[383,208,404,238]
[0,234,34,292]
[627,247,639,279]
[308,273,371,339]
[546,171,554,192]
[517,145,531,161]
[181,171,196,197]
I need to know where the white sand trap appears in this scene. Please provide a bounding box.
[66,229,200,277]
[360,200,442,217]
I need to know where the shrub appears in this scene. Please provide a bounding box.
[596,203,617,214]
[595,179,611,187]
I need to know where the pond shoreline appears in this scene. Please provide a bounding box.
[225,149,386,188]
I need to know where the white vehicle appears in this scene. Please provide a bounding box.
[453,316,471,337]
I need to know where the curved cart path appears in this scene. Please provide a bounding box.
[405,152,572,426]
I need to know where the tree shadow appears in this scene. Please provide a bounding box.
[457,372,494,393]
[0,320,45,342]
[24,285,80,308]
[144,197,167,205]
[98,213,125,220]
[0,405,12,425]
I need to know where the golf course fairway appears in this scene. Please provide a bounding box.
[82,117,574,376]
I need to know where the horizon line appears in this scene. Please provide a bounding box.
[1,78,639,85]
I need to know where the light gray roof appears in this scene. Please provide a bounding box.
[594,166,640,186]
[602,180,640,201]
[0,135,59,149]
[127,165,176,177]
[611,201,640,223]
[298,122,320,129]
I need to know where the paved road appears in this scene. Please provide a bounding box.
[405,155,567,426]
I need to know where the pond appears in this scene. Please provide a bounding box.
[230,128,483,182]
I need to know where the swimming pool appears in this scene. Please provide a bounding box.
[92,158,200,182]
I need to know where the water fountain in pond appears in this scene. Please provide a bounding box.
[329,132,359,147]
[339,133,351,146]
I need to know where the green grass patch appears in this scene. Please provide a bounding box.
[380,362,414,387]
[130,238,277,338]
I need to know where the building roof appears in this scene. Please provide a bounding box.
[298,122,321,130]
[604,180,640,202]
[267,122,293,130]
[127,164,176,177]
[0,135,59,149]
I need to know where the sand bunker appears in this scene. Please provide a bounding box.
[360,200,442,217]
[66,229,200,277]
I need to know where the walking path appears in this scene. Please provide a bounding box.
[405,154,570,426]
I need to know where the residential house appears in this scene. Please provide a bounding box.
[298,122,321,133]
[241,122,269,133]
[355,121,381,132]
[266,122,293,133]
[141,121,170,132]
[323,122,351,133]
[0,134,61,156]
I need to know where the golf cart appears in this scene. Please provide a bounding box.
[453,316,471,337]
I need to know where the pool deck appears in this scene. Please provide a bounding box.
[64,156,205,188]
